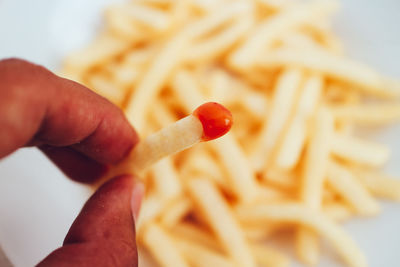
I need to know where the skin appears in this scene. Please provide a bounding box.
[0,58,142,267]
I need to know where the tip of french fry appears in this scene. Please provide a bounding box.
[193,102,233,141]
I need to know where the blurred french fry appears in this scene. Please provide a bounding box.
[352,169,400,201]
[159,197,191,227]
[256,47,400,97]
[251,243,290,267]
[64,32,130,74]
[331,104,400,125]
[171,222,221,252]
[331,134,390,167]
[276,75,323,169]
[174,235,234,267]
[296,107,333,265]
[187,178,257,267]
[323,202,353,222]
[327,161,380,215]
[230,0,338,67]
[142,223,189,267]
[237,203,367,267]
[151,158,182,199]
[251,68,303,170]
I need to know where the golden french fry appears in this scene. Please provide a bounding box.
[331,134,390,167]
[187,178,257,267]
[230,0,338,67]
[251,243,290,267]
[174,235,234,267]
[142,223,190,267]
[327,161,380,215]
[256,47,400,97]
[251,68,303,170]
[236,203,367,267]
[276,75,323,169]
[352,169,400,201]
[331,104,400,125]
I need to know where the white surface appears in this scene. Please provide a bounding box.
[0,0,400,267]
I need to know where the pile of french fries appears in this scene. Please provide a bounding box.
[62,0,400,266]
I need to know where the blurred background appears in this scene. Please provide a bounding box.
[0,0,400,266]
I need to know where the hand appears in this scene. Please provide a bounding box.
[0,58,143,267]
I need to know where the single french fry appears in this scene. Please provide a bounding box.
[171,70,207,112]
[256,47,400,97]
[323,202,353,222]
[142,223,190,267]
[87,73,126,105]
[251,68,303,170]
[327,161,380,215]
[159,197,191,227]
[187,178,257,267]
[296,107,333,265]
[212,134,260,203]
[331,134,390,167]
[136,194,165,231]
[236,203,367,267]
[115,102,232,175]
[352,170,400,201]
[331,104,400,125]
[230,0,338,67]
[124,3,170,31]
[262,168,297,190]
[251,243,290,267]
[171,222,221,252]
[276,75,323,169]
[119,114,202,174]
[174,235,234,267]
[63,32,130,73]
[105,6,146,41]
[185,16,253,63]
[151,158,182,199]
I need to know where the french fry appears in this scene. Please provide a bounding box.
[331,104,400,125]
[142,223,189,267]
[171,222,221,252]
[174,235,234,267]
[63,32,130,74]
[159,197,191,227]
[327,161,380,215]
[331,134,390,167]
[251,243,290,267]
[296,107,333,265]
[251,68,303,170]
[123,3,170,31]
[236,203,367,267]
[185,16,253,63]
[115,102,232,175]
[276,75,323,169]
[151,158,182,199]
[230,0,338,67]
[125,0,251,130]
[187,178,257,267]
[62,0,400,266]
[256,47,400,97]
[352,169,400,201]
[323,202,353,222]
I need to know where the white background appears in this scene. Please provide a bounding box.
[0,0,400,266]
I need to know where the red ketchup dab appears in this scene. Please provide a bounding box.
[193,102,233,141]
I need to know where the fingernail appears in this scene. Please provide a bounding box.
[131,179,145,222]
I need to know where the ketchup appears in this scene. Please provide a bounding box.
[193,102,233,141]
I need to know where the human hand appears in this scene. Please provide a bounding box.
[0,58,143,267]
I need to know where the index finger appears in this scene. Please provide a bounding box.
[0,58,138,165]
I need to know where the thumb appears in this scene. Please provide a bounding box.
[37,175,144,267]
